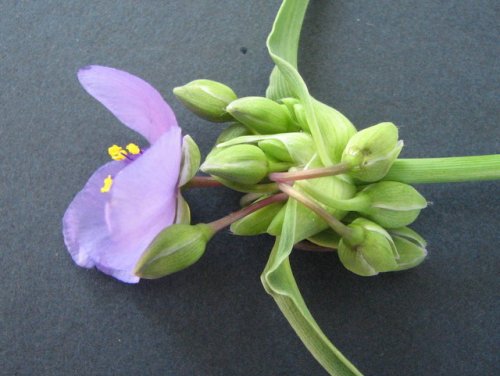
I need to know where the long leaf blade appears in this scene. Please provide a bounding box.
[261,199,363,375]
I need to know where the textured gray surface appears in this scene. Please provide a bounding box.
[1,1,499,375]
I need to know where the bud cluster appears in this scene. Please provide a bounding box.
[136,78,429,279]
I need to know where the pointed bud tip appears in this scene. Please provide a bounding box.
[202,145,269,185]
[226,96,297,134]
[134,224,214,279]
[174,79,237,122]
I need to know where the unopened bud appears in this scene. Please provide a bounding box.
[200,144,269,185]
[173,79,237,122]
[356,181,427,228]
[342,122,403,182]
[230,201,284,236]
[389,227,427,271]
[135,224,214,279]
[226,96,298,134]
[338,218,398,276]
[216,123,251,144]
[258,139,293,163]
[314,100,357,162]
[307,228,341,249]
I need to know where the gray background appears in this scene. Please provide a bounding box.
[1,1,499,375]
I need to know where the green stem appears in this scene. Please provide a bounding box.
[384,155,500,184]
[299,180,369,211]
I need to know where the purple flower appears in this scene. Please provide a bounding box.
[63,65,182,283]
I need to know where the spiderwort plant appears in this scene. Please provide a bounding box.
[64,0,500,374]
[63,66,183,283]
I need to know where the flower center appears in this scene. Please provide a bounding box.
[100,143,143,193]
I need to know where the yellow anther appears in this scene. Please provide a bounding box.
[126,143,141,155]
[100,175,113,193]
[108,144,127,161]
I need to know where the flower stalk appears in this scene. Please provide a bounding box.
[209,193,288,232]
[184,176,223,188]
[269,163,350,183]
[277,183,356,241]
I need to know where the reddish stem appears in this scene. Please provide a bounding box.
[185,176,223,188]
[209,193,288,232]
[269,163,350,183]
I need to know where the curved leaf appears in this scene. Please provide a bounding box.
[263,1,363,374]
[261,199,363,375]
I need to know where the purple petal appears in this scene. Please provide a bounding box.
[78,65,178,144]
[63,161,124,269]
[92,127,182,281]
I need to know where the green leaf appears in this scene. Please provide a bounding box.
[265,0,308,100]
[261,198,363,376]
[266,0,351,167]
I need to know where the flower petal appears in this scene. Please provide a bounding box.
[62,161,124,269]
[78,65,178,144]
[92,127,183,281]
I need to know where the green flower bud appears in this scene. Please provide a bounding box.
[200,144,269,185]
[313,100,357,163]
[135,224,214,279]
[215,123,251,144]
[217,132,315,166]
[267,204,285,236]
[338,218,398,276]
[293,103,309,131]
[258,139,293,163]
[226,96,298,134]
[308,228,341,249]
[341,122,403,182]
[389,227,427,271]
[173,79,237,122]
[291,101,357,163]
[230,201,285,236]
[178,135,201,186]
[356,181,427,228]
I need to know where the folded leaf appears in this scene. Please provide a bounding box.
[261,198,363,376]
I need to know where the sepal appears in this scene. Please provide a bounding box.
[178,135,201,186]
[173,79,237,122]
[356,181,427,228]
[389,227,428,270]
[341,122,403,182]
[338,218,398,276]
[135,224,214,279]
[226,96,298,134]
[201,145,269,185]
